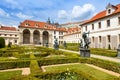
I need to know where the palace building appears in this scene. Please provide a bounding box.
[81,3,120,49]
[18,20,66,46]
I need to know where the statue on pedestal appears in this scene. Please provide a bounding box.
[54,38,59,50]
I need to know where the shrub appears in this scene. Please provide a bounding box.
[0,37,5,48]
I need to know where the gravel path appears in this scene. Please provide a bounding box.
[0,68,30,75]
[59,49,120,63]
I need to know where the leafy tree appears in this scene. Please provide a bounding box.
[0,37,5,48]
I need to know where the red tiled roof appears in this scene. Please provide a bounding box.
[0,26,17,31]
[64,26,81,36]
[19,20,67,32]
[83,4,120,25]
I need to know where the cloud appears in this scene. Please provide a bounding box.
[58,10,68,19]
[15,12,33,19]
[0,8,10,17]
[58,3,95,21]
[71,4,95,20]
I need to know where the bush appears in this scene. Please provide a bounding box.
[0,37,5,48]
[30,54,42,74]
[0,60,30,70]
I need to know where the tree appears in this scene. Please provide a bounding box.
[0,37,5,48]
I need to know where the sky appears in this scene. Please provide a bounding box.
[0,0,120,27]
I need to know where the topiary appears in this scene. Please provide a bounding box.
[0,37,5,48]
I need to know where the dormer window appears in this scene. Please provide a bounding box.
[108,9,111,14]
[25,23,29,26]
[35,24,39,27]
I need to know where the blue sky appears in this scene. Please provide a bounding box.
[0,0,120,27]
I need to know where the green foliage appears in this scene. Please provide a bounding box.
[0,70,22,80]
[0,60,30,70]
[8,42,12,48]
[30,54,42,74]
[0,37,5,48]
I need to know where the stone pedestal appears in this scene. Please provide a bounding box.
[80,49,90,57]
[117,49,120,57]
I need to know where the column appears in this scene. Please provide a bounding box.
[30,31,33,44]
[19,32,23,44]
[40,34,43,45]
[49,34,52,47]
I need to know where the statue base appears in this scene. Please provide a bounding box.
[80,49,90,57]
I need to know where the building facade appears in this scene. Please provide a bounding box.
[81,3,120,49]
[18,20,66,46]
[0,25,19,45]
[63,27,81,43]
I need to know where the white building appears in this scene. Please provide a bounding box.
[18,20,66,46]
[81,3,120,49]
[0,25,19,45]
[64,27,81,43]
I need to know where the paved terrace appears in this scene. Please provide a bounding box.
[59,49,120,63]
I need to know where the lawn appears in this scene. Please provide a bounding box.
[45,63,118,80]
[0,70,22,80]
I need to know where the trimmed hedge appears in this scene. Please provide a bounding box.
[0,60,30,70]
[30,54,42,74]
[38,57,80,66]
[0,37,5,48]
[79,58,120,74]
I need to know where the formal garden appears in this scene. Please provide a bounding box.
[0,45,119,80]
[0,37,119,80]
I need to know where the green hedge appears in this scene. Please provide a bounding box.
[79,58,120,74]
[38,57,80,66]
[0,37,5,48]
[30,54,42,74]
[0,60,30,70]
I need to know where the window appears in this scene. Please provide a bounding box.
[54,36,56,39]
[15,40,17,43]
[92,37,94,43]
[15,35,17,37]
[108,9,111,14]
[92,24,94,30]
[4,34,7,36]
[107,35,111,42]
[118,17,120,25]
[10,34,12,36]
[54,31,56,34]
[107,20,110,27]
[85,26,87,31]
[98,22,101,29]
[99,36,101,43]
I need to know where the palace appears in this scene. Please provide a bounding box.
[81,3,120,49]
[1,3,120,49]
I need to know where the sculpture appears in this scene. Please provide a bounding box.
[63,41,67,48]
[81,31,91,49]
[54,38,59,50]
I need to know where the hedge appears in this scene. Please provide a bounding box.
[0,60,30,70]
[0,37,5,48]
[79,58,120,74]
[38,57,80,66]
[30,54,42,74]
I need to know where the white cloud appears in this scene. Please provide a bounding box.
[58,3,95,21]
[58,10,68,19]
[16,12,33,19]
[0,8,10,17]
[71,4,95,20]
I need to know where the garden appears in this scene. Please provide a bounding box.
[0,45,119,80]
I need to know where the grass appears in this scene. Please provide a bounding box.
[0,70,22,80]
[45,63,118,80]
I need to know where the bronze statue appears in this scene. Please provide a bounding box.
[81,31,91,49]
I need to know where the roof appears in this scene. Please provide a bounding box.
[0,26,17,31]
[82,4,120,25]
[64,26,81,36]
[19,20,67,32]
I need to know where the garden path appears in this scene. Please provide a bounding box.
[0,68,30,75]
[41,63,120,77]
[59,49,120,63]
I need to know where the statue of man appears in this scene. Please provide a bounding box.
[82,31,90,49]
